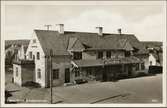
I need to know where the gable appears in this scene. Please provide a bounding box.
[26,31,45,57]
[69,39,85,51]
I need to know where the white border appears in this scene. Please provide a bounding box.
[1,1,166,107]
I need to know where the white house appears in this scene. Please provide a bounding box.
[13,24,149,88]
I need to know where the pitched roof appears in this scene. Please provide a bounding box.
[141,41,162,48]
[34,30,147,56]
[5,40,30,49]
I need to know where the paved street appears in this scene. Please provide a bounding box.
[5,72,162,104]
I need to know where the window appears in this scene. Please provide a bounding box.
[33,55,35,60]
[16,67,18,77]
[53,69,59,79]
[141,63,145,70]
[150,61,152,66]
[37,52,40,60]
[106,51,111,58]
[136,64,139,70]
[97,51,103,59]
[33,39,36,43]
[125,51,131,57]
[29,52,32,59]
[37,69,41,79]
[73,52,82,60]
[75,70,80,77]
[86,68,92,76]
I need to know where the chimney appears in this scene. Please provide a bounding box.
[118,28,122,35]
[56,24,64,34]
[96,27,103,36]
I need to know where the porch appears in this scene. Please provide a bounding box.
[71,56,144,82]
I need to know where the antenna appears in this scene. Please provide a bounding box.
[44,24,52,30]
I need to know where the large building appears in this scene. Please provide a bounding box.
[13,24,149,88]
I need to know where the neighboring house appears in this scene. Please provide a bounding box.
[141,41,163,66]
[10,42,33,86]
[5,40,30,66]
[13,25,148,88]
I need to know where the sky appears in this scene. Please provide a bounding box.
[3,1,166,41]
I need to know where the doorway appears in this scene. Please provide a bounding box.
[65,68,70,83]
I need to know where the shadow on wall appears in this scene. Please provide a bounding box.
[22,81,41,88]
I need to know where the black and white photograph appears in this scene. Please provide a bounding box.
[1,1,166,107]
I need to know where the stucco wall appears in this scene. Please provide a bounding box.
[26,32,46,87]
[149,54,156,66]
[13,64,22,86]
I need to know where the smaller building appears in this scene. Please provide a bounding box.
[12,43,35,86]
[141,41,163,67]
[13,60,34,86]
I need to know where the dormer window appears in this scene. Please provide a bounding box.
[73,52,82,60]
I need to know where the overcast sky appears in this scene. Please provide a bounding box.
[3,1,166,41]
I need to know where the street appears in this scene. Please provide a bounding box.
[5,71,162,104]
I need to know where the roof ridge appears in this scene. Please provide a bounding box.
[34,29,135,36]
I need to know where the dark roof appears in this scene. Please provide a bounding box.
[5,40,30,49]
[23,45,28,53]
[141,41,162,48]
[73,56,142,67]
[34,30,147,56]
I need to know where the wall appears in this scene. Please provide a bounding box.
[82,50,125,60]
[26,32,46,87]
[22,65,35,84]
[111,50,125,58]
[82,51,96,60]
[51,63,71,87]
[135,54,149,70]
[13,64,22,86]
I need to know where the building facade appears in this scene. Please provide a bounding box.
[13,25,149,88]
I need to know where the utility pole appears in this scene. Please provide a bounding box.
[49,49,53,104]
[44,24,52,30]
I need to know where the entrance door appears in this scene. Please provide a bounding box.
[102,66,107,81]
[65,68,70,83]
